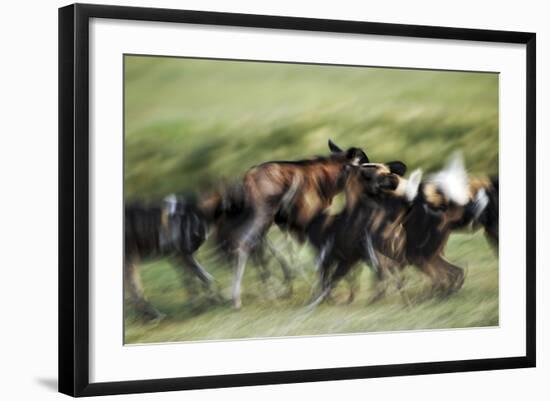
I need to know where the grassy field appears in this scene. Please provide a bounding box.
[124,55,499,344]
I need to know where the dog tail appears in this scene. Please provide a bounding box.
[427,152,470,206]
[478,175,499,248]
[458,175,498,249]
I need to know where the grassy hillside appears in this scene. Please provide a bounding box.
[124,55,499,344]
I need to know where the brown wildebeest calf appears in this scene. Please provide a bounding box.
[220,139,369,308]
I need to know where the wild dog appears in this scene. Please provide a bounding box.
[124,194,220,321]
[396,158,497,297]
[221,139,369,308]
[308,154,497,306]
[305,161,417,307]
[379,156,498,297]
[468,176,499,248]
[125,182,295,319]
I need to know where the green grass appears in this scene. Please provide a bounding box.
[123,55,499,344]
[124,231,498,344]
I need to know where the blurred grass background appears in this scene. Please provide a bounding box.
[124,55,499,344]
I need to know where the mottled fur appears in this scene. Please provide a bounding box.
[124,195,222,321]
[307,155,499,306]
[306,162,410,307]
[222,140,370,308]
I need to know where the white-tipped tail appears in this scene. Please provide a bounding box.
[472,188,489,219]
[163,193,178,215]
[428,152,469,206]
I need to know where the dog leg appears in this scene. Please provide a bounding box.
[179,253,215,287]
[374,252,410,306]
[177,254,224,304]
[433,255,465,295]
[330,261,353,302]
[387,262,411,307]
[344,268,360,304]
[416,261,445,299]
[394,271,412,307]
[308,238,333,302]
[308,261,351,309]
[365,251,392,305]
[363,236,393,305]
[307,249,334,308]
[368,272,388,305]
[124,260,165,322]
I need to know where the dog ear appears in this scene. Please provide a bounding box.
[346,148,369,165]
[328,139,343,153]
[386,161,407,176]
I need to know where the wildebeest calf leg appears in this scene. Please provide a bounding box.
[232,248,249,309]
[251,247,279,301]
[266,239,294,298]
[231,209,274,309]
[124,260,165,321]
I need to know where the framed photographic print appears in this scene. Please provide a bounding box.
[58,3,536,397]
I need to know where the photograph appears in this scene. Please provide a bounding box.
[123,54,499,345]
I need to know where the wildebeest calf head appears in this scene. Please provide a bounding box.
[328,138,370,166]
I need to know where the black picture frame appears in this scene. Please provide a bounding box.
[58,3,536,397]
